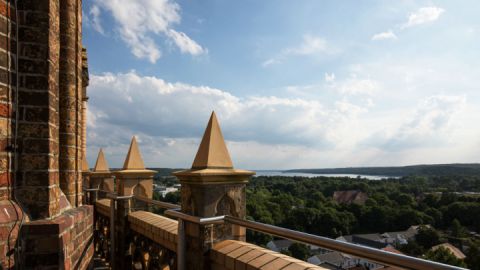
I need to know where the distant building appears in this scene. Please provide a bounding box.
[266,239,293,252]
[333,190,368,204]
[308,251,383,270]
[153,184,179,197]
[336,225,423,249]
[308,246,404,270]
[430,243,466,260]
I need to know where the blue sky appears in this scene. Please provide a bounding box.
[83,0,480,169]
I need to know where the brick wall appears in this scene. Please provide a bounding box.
[0,0,93,268]
[0,0,24,268]
[20,205,94,269]
[59,0,83,207]
[15,0,66,219]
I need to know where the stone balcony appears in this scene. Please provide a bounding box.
[82,112,460,270]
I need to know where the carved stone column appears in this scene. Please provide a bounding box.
[115,136,156,269]
[174,112,254,270]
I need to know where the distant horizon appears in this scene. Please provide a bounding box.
[112,162,480,171]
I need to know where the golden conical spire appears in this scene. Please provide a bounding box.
[93,148,110,172]
[123,136,146,170]
[192,111,233,169]
[82,155,90,172]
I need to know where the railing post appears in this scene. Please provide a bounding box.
[177,219,186,270]
[114,136,156,269]
[173,112,255,270]
[109,196,116,270]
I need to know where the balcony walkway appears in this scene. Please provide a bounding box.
[128,211,178,252]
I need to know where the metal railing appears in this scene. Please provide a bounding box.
[165,209,467,270]
[84,190,468,270]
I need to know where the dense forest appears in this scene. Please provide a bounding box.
[155,173,480,268]
[287,163,480,177]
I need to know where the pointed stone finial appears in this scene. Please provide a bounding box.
[192,111,233,169]
[93,149,110,172]
[82,155,90,172]
[123,136,145,170]
[174,112,254,183]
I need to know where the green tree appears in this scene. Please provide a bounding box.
[424,247,467,267]
[465,241,480,270]
[415,226,440,249]
[451,219,467,238]
[288,243,310,261]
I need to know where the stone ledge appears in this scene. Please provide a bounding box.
[20,205,94,269]
[210,240,328,270]
[95,198,110,217]
[128,210,178,251]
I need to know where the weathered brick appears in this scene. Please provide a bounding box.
[24,106,49,122]
[0,50,8,70]
[19,43,47,59]
[0,15,8,36]
[0,37,16,54]
[0,118,8,136]
[0,172,11,186]
[0,69,12,85]
[0,103,9,117]
[18,27,48,44]
[0,1,15,20]
[0,85,8,102]
[17,58,48,73]
[22,75,49,90]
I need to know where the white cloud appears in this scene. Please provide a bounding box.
[370,95,466,151]
[89,5,105,35]
[325,73,335,83]
[87,71,373,168]
[285,35,328,55]
[92,0,206,63]
[166,29,206,55]
[85,71,480,169]
[262,35,331,67]
[371,30,397,41]
[335,76,379,96]
[402,6,445,29]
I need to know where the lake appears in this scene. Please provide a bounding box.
[254,171,400,180]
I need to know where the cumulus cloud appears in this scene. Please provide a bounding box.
[372,95,466,151]
[325,73,335,83]
[88,5,105,35]
[85,71,479,169]
[371,30,397,41]
[334,76,379,96]
[86,72,373,168]
[166,29,207,55]
[402,6,445,29]
[91,0,206,63]
[263,35,331,67]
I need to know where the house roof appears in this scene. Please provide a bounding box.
[431,243,466,260]
[314,251,349,266]
[270,239,292,249]
[333,190,368,204]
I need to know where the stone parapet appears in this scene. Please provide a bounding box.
[128,210,178,252]
[19,205,94,269]
[95,198,110,217]
[210,240,327,270]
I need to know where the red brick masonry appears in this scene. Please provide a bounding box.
[20,205,94,269]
